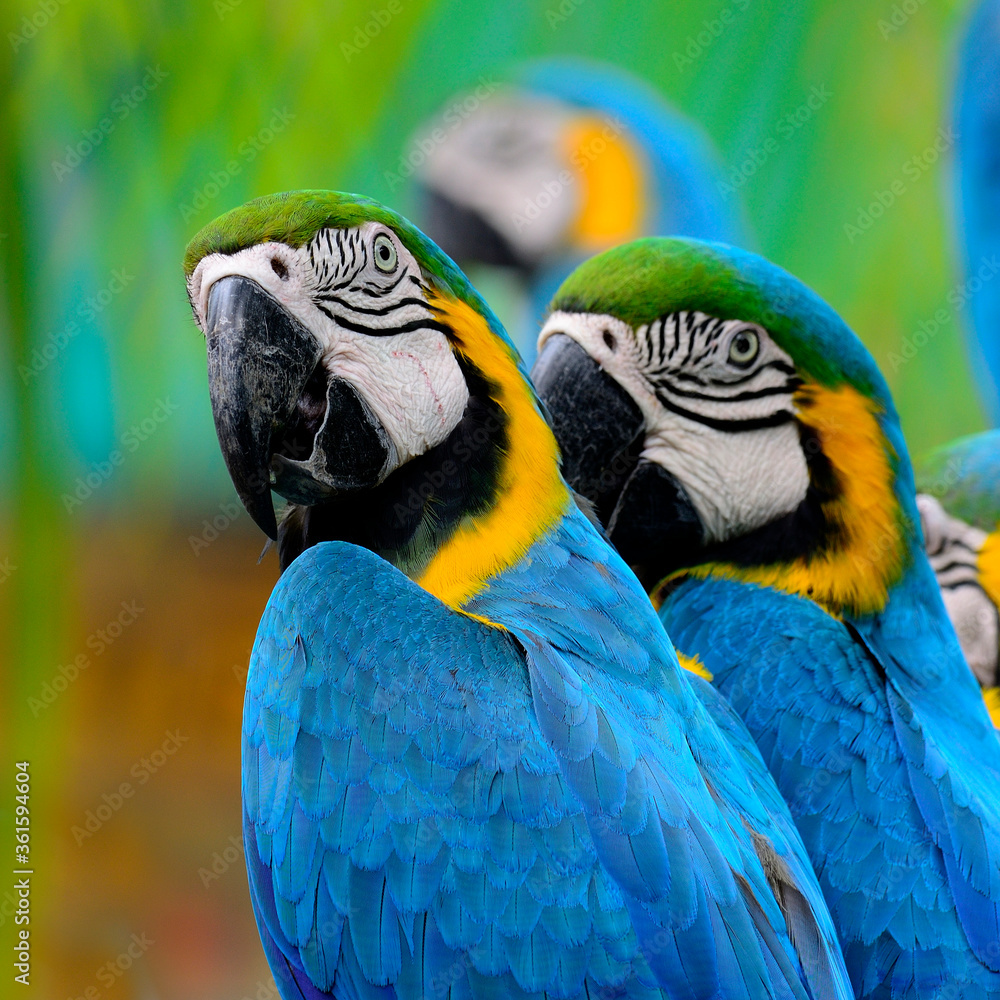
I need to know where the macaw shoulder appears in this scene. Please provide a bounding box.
[660,574,887,711]
[662,573,1000,975]
[247,539,530,728]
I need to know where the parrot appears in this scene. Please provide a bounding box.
[916,430,1000,723]
[409,57,747,362]
[529,236,1000,1000]
[183,191,854,1000]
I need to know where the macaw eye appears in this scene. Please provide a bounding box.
[373,233,398,273]
[728,328,759,368]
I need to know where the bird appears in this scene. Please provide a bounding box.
[184,191,853,1000]
[530,235,1000,999]
[915,430,1000,723]
[410,58,747,362]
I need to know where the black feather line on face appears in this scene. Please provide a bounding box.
[651,388,796,433]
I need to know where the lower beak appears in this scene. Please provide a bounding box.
[205,275,393,538]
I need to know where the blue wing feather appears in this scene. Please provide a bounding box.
[243,506,852,1000]
[663,572,1000,998]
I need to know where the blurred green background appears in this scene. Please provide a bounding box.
[0,0,984,996]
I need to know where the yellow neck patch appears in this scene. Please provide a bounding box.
[677,651,713,682]
[656,382,907,619]
[982,687,1000,730]
[562,116,646,251]
[415,292,571,611]
[977,528,1000,610]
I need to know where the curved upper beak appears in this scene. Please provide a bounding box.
[206,275,321,538]
[204,275,393,539]
[531,333,703,588]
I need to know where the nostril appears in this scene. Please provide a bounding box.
[602,329,616,351]
[271,257,289,280]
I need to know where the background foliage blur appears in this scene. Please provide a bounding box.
[0,0,984,996]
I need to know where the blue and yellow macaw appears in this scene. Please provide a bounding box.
[531,236,1000,999]
[184,193,853,1000]
[410,58,747,361]
[916,430,1000,722]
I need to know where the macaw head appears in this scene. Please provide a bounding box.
[532,236,918,618]
[185,191,567,603]
[414,72,650,278]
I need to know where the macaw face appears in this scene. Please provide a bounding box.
[416,93,579,272]
[415,90,646,274]
[917,493,999,686]
[186,220,470,537]
[532,309,814,583]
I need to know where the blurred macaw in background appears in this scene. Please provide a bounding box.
[903,0,1000,707]
[531,236,1000,999]
[185,191,853,1000]
[409,57,748,361]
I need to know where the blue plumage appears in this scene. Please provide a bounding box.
[662,571,1000,998]
[243,517,852,1000]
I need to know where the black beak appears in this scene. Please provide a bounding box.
[531,333,704,590]
[419,186,531,274]
[532,334,646,521]
[205,276,393,539]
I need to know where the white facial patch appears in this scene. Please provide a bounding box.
[416,92,580,262]
[918,493,998,686]
[188,220,469,473]
[539,310,810,543]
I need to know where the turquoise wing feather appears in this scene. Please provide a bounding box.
[662,573,1000,999]
[244,528,851,1000]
